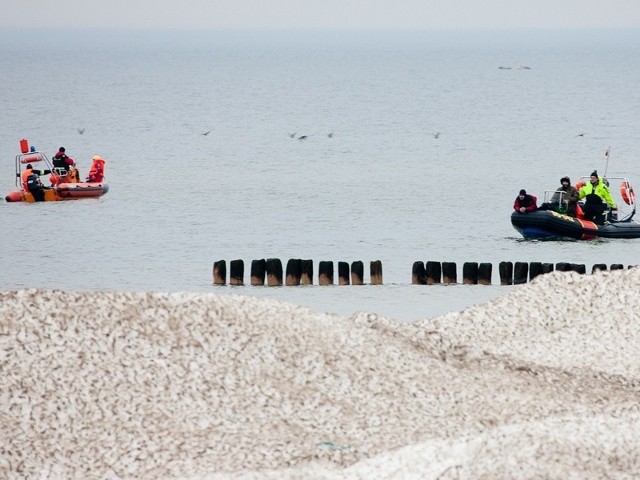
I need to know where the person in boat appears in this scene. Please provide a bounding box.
[578,170,617,224]
[514,189,537,214]
[20,163,51,202]
[549,176,579,216]
[52,147,75,172]
[86,155,105,183]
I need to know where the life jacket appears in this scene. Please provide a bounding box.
[21,168,34,190]
[88,157,105,182]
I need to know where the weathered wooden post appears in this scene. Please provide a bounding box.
[592,263,607,273]
[462,262,478,285]
[351,261,364,285]
[251,259,266,285]
[499,261,513,285]
[610,264,624,271]
[338,261,350,285]
[529,262,543,281]
[571,263,586,274]
[542,263,554,274]
[370,260,383,285]
[442,262,457,284]
[555,262,572,272]
[513,262,529,284]
[300,259,313,285]
[478,262,492,285]
[319,261,334,285]
[229,259,244,286]
[412,261,426,285]
[213,260,226,285]
[266,258,283,286]
[425,261,441,285]
[285,258,302,286]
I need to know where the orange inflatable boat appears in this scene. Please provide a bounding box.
[5,139,109,203]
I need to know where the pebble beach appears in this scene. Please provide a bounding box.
[2,268,640,479]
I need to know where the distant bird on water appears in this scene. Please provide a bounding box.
[288,132,296,138]
[433,132,440,139]
[576,132,585,137]
[297,135,307,141]
[201,130,211,136]
[327,132,334,138]
[77,128,85,135]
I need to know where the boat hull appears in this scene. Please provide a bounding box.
[511,210,640,239]
[4,182,109,202]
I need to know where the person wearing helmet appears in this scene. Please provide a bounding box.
[550,176,579,217]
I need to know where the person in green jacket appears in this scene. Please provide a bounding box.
[578,170,617,224]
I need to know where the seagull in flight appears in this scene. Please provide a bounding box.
[77,128,85,135]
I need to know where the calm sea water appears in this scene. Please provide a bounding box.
[2,29,639,321]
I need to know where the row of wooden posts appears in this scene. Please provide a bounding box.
[413,261,629,285]
[213,259,383,286]
[213,259,631,286]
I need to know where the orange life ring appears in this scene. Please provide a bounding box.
[621,181,635,205]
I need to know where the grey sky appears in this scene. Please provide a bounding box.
[6,0,640,29]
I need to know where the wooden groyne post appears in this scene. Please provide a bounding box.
[370,260,383,285]
[351,261,364,285]
[319,261,334,285]
[266,258,283,286]
[499,261,513,285]
[251,259,266,285]
[300,259,313,285]
[412,261,426,285]
[230,259,244,286]
[442,262,457,284]
[338,261,350,285]
[286,258,302,286]
[462,262,478,285]
[478,262,492,285]
[425,261,441,284]
[213,260,226,285]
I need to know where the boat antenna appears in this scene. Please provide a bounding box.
[603,146,611,177]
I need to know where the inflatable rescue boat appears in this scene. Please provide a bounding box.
[511,175,640,240]
[5,140,109,203]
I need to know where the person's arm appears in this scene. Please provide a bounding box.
[525,195,538,212]
[513,198,520,212]
[602,187,617,209]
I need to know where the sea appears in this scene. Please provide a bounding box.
[1,28,640,321]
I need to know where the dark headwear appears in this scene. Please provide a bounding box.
[26,163,32,169]
[519,189,526,196]
[561,176,570,183]
[59,147,65,152]
[591,170,598,178]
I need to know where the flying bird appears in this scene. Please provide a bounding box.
[77,128,85,135]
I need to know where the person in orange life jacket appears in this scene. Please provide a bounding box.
[578,170,617,224]
[20,163,51,202]
[86,155,105,183]
[514,189,537,213]
[52,147,75,172]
